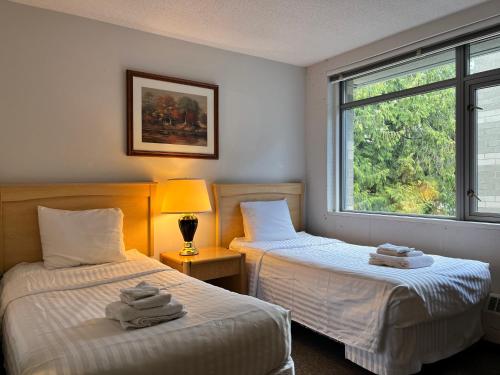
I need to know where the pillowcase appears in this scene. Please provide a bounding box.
[38,206,127,269]
[240,199,298,241]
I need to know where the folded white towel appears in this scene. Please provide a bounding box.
[120,281,159,300]
[105,298,183,322]
[377,243,414,254]
[121,292,172,309]
[369,252,434,269]
[377,248,424,257]
[120,311,186,329]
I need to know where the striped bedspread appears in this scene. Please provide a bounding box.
[230,233,491,353]
[0,250,293,375]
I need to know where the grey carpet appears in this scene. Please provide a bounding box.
[291,322,500,375]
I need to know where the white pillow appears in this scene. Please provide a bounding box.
[38,206,127,269]
[240,199,298,241]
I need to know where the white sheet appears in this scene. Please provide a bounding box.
[230,232,491,353]
[345,304,483,375]
[1,250,293,375]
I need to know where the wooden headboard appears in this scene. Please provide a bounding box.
[213,183,304,248]
[0,183,157,272]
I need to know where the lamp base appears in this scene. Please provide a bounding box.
[178,214,199,256]
[179,242,198,256]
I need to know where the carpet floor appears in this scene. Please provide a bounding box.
[291,322,500,375]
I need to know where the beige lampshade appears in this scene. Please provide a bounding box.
[161,179,212,214]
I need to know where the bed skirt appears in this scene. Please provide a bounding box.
[269,357,295,375]
[344,304,483,375]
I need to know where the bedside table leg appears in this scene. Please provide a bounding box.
[182,262,191,275]
[239,253,248,294]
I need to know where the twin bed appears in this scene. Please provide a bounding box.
[213,183,491,375]
[0,183,293,375]
[0,182,491,375]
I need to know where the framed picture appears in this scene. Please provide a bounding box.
[126,70,218,159]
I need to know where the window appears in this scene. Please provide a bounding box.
[467,79,500,220]
[469,35,500,74]
[343,50,455,102]
[337,29,500,222]
[473,84,500,215]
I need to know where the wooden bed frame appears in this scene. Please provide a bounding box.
[213,183,304,248]
[0,183,157,272]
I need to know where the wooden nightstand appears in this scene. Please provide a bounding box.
[160,247,247,294]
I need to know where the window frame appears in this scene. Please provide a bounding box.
[336,28,500,223]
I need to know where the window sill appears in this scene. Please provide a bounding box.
[327,210,500,231]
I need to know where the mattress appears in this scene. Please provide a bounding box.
[230,232,491,353]
[0,250,293,375]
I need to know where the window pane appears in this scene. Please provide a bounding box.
[343,50,455,102]
[343,88,456,216]
[475,84,500,214]
[469,35,500,75]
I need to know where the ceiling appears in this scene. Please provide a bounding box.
[10,0,492,66]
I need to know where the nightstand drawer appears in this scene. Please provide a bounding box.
[160,247,247,293]
[190,258,240,281]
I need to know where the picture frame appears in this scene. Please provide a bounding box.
[126,70,219,159]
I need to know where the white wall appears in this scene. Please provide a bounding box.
[305,2,500,291]
[0,0,305,257]
[3,0,499,291]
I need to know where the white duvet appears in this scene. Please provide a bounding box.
[230,232,491,353]
[0,250,293,375]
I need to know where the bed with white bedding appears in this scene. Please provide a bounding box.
[230,232,490,375]
[1,250,293,375]
[213,183,491,375]
[0,183,294,375]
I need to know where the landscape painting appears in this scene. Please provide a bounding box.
[127,70,219,159]
[141,87,208,147]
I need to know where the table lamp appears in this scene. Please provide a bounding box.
[162,179,212,256]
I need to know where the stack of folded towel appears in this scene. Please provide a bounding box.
[369,243,434,269]
[105,281,186,329]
